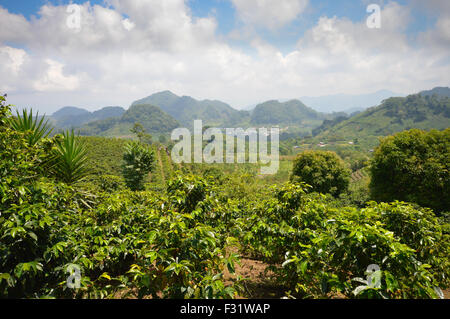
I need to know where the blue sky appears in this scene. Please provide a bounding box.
[0,0,448,112]
[0,0,438,52]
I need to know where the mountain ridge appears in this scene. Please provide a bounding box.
[313,91,450,146]
[50,106,125,129]
[78,103,180,137]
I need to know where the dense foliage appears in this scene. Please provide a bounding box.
[79,104,180,137]
[370,128,450,213]
[1,95,449,299]
[239,183,449,298]
[315,94,450,146]
[291,150,351,196]
[122,141,156,191]
[250,100,323,126]
[8,108,53,145]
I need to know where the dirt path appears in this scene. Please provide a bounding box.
[224,253,450,299]
[224,255,286,299]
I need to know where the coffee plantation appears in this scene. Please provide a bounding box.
[1,96,448,299]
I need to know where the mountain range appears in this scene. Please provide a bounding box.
[75,91,337,136]
[77,103,180,137]
[131,91,249,128]
[50,106,125,129]
[46,87,449,143]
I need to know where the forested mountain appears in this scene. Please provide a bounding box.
[49,91,353,136]
[78,104,179,137]
[131,91,250,127]
[131,91,335,129]
[420,87,450,98]
[314,93,450,144]
[50,87,450,139]
[50,106,125,129]
[250,99,325,126]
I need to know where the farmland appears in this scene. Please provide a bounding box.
[1,97,449,299]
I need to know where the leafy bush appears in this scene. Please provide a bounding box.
[238,182,449,299]
[122,141,155,191]
[98,175,125,193]
[1,95,448,299]
[291,150,351,197]
[370,128,450,214]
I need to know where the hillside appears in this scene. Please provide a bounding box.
[420,87,450,98]
[315,93,450,146]
[250,99,325,126]
[131,91,250,127]
[51,106,125,129]
[78,104,180,137]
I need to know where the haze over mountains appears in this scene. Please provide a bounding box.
[300,90,406,114]
[131,91,249,127]
[50,106,125,129]
[419,87,450,98]
[45,87,449,144]
[78,103,180,137]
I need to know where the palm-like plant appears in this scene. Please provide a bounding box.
[51,130,90,184]
[8,108,53,145]
[122,140,155,191]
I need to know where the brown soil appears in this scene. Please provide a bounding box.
[224,252,450,300]
[224,255,287,299]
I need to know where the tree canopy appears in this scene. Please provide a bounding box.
[370,128,450,214]
[291,150,351,196]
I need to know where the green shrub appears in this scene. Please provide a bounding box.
[239,181,449,299]
[370,128,450,213]
[122,141,155,191]
[291,150,351,197]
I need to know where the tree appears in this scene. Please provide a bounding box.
[291,150,350,196]
[370,128,449,214]
[131,122,152,144]
[122,141,155,191]
[0,95,47,194]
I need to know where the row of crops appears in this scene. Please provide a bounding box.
[2,171,449,298]
[1,98,449,299]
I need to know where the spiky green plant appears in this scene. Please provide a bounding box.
[122,140,155,191]
[8,108,53,145]
[50,130,90,184]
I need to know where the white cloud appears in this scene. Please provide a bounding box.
[418,16,450,51]
[0,1,448,113]
[0,46,26,75]
[231,0,309,30]
[33,59,80,92]
[122,18,135,31]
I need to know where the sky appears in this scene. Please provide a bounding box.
[0,0,449,114]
